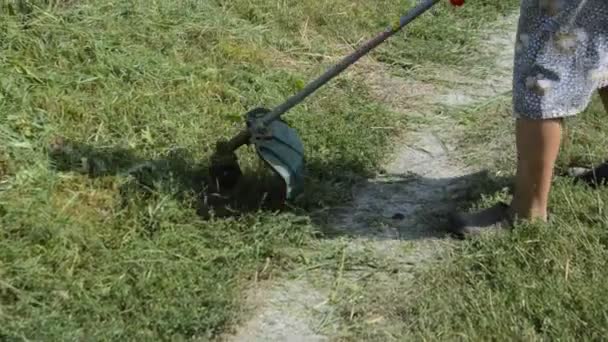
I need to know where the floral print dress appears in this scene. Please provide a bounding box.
[513,0,608,119]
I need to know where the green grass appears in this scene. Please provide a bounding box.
[1,1,545,341]
[0,0,521,340]
[399,95,608,340]
[320,95,608,340]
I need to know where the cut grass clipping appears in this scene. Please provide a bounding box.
[2,0,518,340]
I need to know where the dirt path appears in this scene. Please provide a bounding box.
[225,13,518,342]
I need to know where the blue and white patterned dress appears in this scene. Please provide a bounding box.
[513,0,608,119]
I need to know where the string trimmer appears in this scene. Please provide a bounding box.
[209,0,464,200]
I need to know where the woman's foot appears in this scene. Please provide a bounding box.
[448,202,514,239]
[569,161,608,188]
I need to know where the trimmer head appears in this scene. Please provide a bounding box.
[209,141,243,190]
[209,108,305,201]
[248,108,305,201]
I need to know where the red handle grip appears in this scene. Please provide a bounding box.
[450,0,464,6]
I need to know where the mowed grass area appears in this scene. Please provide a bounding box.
[328,95,608,340]
[407,96,608,340]
[0,0,521,340]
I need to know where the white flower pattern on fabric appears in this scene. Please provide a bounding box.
[513,0,608,119]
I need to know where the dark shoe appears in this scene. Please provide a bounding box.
[569,161,608,188]
[448,202,513,239]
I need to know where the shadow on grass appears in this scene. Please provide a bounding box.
[47,137,291,220]
[47,137,513,240]
[309,170,514,241]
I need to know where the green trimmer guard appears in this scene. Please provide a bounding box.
[247,108,305,200]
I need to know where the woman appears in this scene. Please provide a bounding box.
[451,0,608,237]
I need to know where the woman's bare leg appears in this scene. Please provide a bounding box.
[510,118,562,221]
